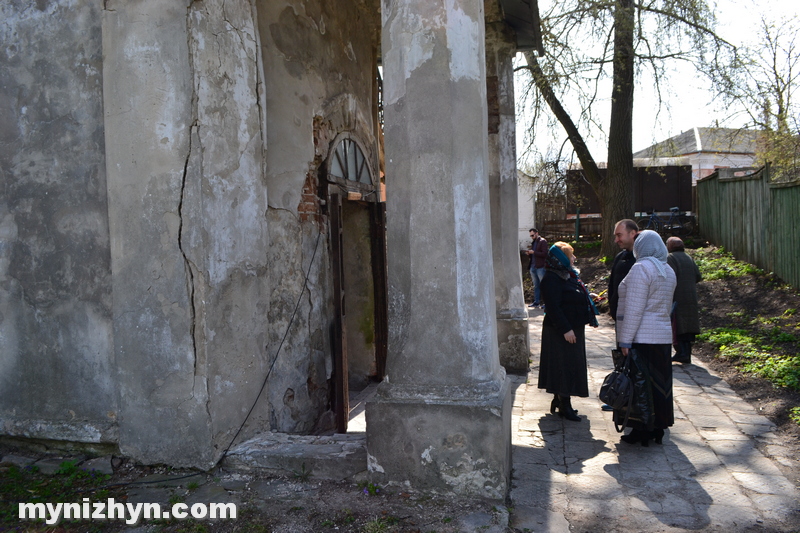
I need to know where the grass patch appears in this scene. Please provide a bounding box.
[698,327,800,392]
[690,247,764,280]
[1,461,114,530]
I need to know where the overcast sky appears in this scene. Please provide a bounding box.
[516,0,799,165]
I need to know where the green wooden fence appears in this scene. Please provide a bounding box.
[697,166,800,290]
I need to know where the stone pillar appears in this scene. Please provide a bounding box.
[366,0,511,500]
[486,23,530,374]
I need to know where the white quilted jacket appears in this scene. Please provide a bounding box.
[616,260,677,347]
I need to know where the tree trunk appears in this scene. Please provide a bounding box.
[603,0,636,259]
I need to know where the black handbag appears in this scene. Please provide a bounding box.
[599,349,634,432]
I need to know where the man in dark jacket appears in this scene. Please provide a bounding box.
[526,228,548,308]
[599,219,639,412]
[608,219,639,321]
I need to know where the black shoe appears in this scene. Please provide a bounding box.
[558,408,581,421]
[557,396,581,421]
[601,404,613,411]
[550,396,559,414]
[671,355,691,364]
[652,428,664,445]
[621,429,649,446]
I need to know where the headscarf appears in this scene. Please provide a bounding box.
[545,244,577,278]
[633,229,669,277]
[545,244,599,326]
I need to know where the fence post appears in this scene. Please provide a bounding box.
[575,208,580,241]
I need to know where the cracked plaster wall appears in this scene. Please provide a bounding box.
[103,0,269,467]
[258,0,380,433]
[0,1,117,443]
[1,0,381,465]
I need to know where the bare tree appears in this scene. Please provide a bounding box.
[715,16,800,181]
[517,0,734,257]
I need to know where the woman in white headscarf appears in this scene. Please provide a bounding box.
[615,230,677,446]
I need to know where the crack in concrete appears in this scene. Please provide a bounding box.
[178,123,199,378]
[185,2,214,427]
[249,0,268,156]
[182,2,202,387]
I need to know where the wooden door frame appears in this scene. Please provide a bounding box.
[329,193,348,433]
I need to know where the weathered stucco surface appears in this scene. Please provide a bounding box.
[368,0,511,499]
[0,1,117,442]
[381,0,501,387]
[258,0,380,434]
[486,21,529,373]
[103,0,272,466]
[1,0,382,466]
[260,1,378,213]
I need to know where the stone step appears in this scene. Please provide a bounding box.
[221,432,367,482]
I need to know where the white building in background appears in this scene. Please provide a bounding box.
[517,169,536,248]
[633,127,759,183]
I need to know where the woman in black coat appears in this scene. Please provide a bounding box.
[666,237,702,363]
[537,242,599,421]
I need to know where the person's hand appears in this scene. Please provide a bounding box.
[564,330,576,343]
[621,347,629,356]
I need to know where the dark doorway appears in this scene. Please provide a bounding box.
[326,134,387,433]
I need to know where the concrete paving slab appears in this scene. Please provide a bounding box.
[565,474,623,499]
[509,505,571,533]
[731,471,799,495]
[628,490,698,516]
[703,503,765,530]
[748,493,800,522]
[673,403,728,417]
[0,454,36,468]
[566,495,633,519]
[510,480,569,508]
[507,313,800,531]
[512,462,568,483]
[80,456,115,475]
[735,422,778,436]
[718,454,787,476]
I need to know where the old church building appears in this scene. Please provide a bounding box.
[1,0,540,498]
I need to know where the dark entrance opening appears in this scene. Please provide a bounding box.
[326,134,387,433]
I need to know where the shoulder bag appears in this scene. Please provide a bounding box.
[599,349,634,432]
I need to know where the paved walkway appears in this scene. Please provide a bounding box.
[509,309,800,532]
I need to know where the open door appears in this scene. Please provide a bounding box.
[326,133,387,433]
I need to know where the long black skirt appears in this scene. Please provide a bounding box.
[537,323,589,397]
[614,343,674,431]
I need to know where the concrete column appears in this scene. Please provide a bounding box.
[486,24,530,374]
[366,0,511,500]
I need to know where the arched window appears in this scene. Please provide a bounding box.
[327,134,375,196]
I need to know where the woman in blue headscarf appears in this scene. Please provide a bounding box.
[537,241,599,421]
[616,230,677,445]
